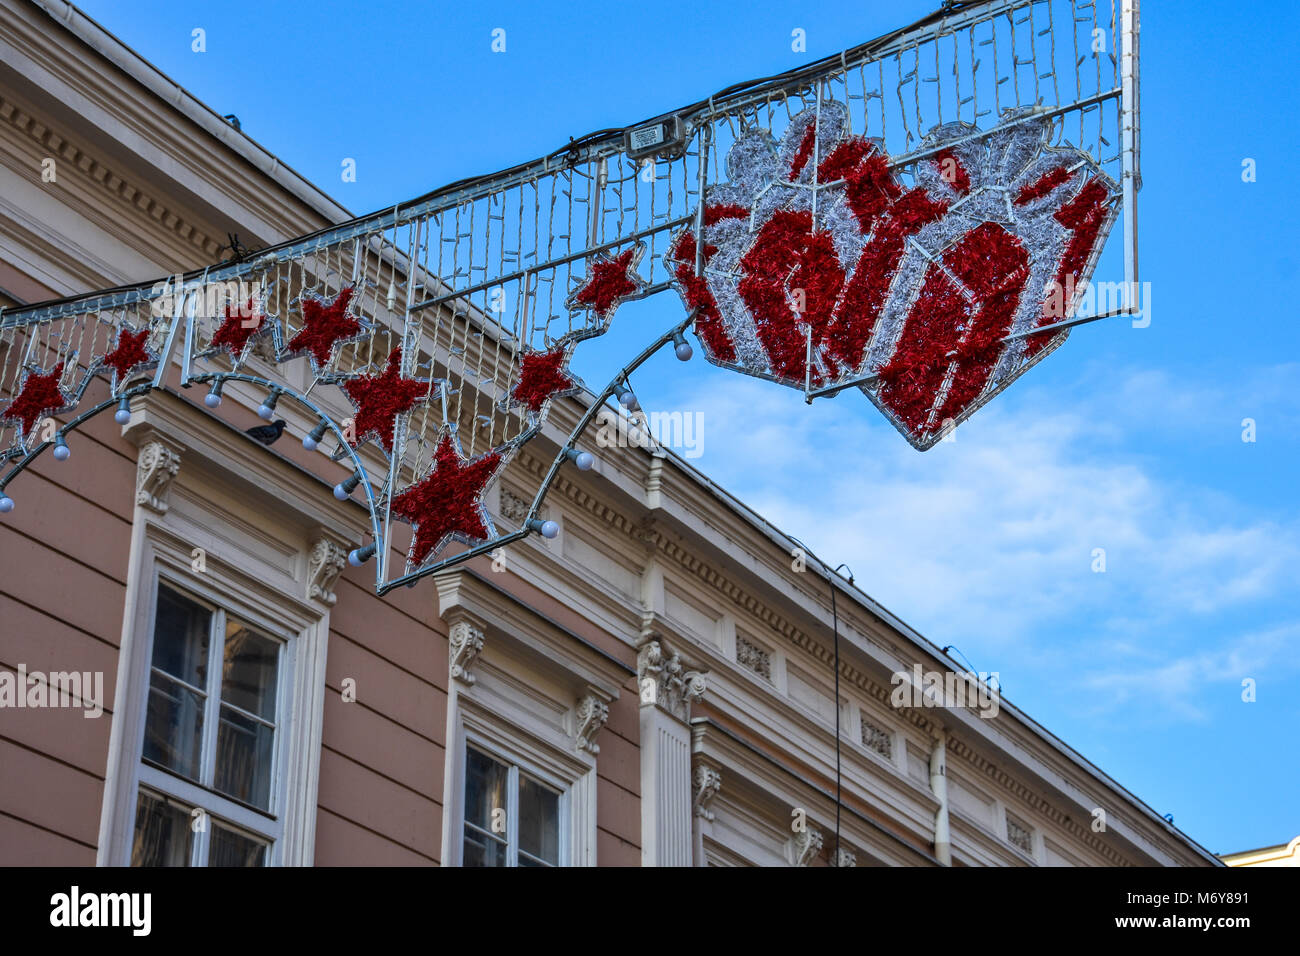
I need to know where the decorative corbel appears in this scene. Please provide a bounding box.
[135,439,182,514]
[831,847,858,868]
[575,693,610,755]
[788,827,824,867]
[692,764,722,821]
[448,618,486,686]
[306,535,348,606]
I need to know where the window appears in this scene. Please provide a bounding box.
[130,581,285,866]
[462,745,563,867]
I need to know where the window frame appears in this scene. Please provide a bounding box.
[461,739,569,868]
[133,576,291,865]
[446,692,597,867]
[100,520,331,867]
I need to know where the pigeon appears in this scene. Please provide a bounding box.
[245,419,287,446]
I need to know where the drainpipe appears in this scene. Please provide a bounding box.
[930,726,952,866]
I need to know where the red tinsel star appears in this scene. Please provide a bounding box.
[509,347,576,414]
[340,348,430,452]
[99,326,157,391]
[283,286,365,372]
[1,363,76,443]
[210,297,268,362]
[566,244,647,322]
[390,434,504,565]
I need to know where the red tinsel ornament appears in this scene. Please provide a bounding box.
[209,297,272,364]
[566,243,648,324]
[98,325,158,392]
[282,286,369,375]
[1,362,77,447]
[508,346,578,415]
[665,99,1119,450]
[390,433,504,566]
[340,347,432,453]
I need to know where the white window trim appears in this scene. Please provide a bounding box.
[446,696,597,867]
[98,524,329,866]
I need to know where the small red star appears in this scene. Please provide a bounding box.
[283,286,366,373]
[1,363,76,444]
[210,297,269,362]
[566,244,648,322]
[341,348,431,452]
[99,326,156,391]
[391,434,504,565]
[509,347,576,414]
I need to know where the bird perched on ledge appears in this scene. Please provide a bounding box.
[245,419,287,446]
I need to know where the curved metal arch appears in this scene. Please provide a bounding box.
[185,371,389,591]
[378,312,695,594]
[0,379,157,495]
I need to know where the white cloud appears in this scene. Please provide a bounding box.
[649,362,1300,720]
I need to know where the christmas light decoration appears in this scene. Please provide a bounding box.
[0,363,77,449]
[97,325,158,392]
[340,348,432,453]
[390,433,505,567]
[281,287,369,376]
[508,346,579,416]
[665,102,1119,449]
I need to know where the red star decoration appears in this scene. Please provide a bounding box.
[283,286,366,373]
[566,244,648,323]
[391,434,503,566]
[210,297,268,362]
[508,347,576,414]
[99,326,156,391]
[1,363,76,444]
[340,348,431,453]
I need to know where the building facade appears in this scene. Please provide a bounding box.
[0,0,1219,867]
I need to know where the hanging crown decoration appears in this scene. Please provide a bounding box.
[0,0,1141,591]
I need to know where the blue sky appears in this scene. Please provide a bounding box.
[77,0,1298,855]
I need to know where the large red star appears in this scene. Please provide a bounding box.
[283,286,365,372]
[99,326,156,391]
[566,244,647,322]
[340,348,430,452]
[1,363,76,443]
[390,434,503,565]
[210,297,268,362]
[509,347,576,413]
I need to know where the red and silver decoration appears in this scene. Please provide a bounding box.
[97,324,159,393]
[665,101,1120,449]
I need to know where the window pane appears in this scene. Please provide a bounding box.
[215,705,274,809]
[131,790,192,866]
[152,585,210,687]
[143,673,204,780]
[464,748,508,832]
[209,823,267,867]
[518,774,560,865]
[462,825,508,867]
[221,623,278,720]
